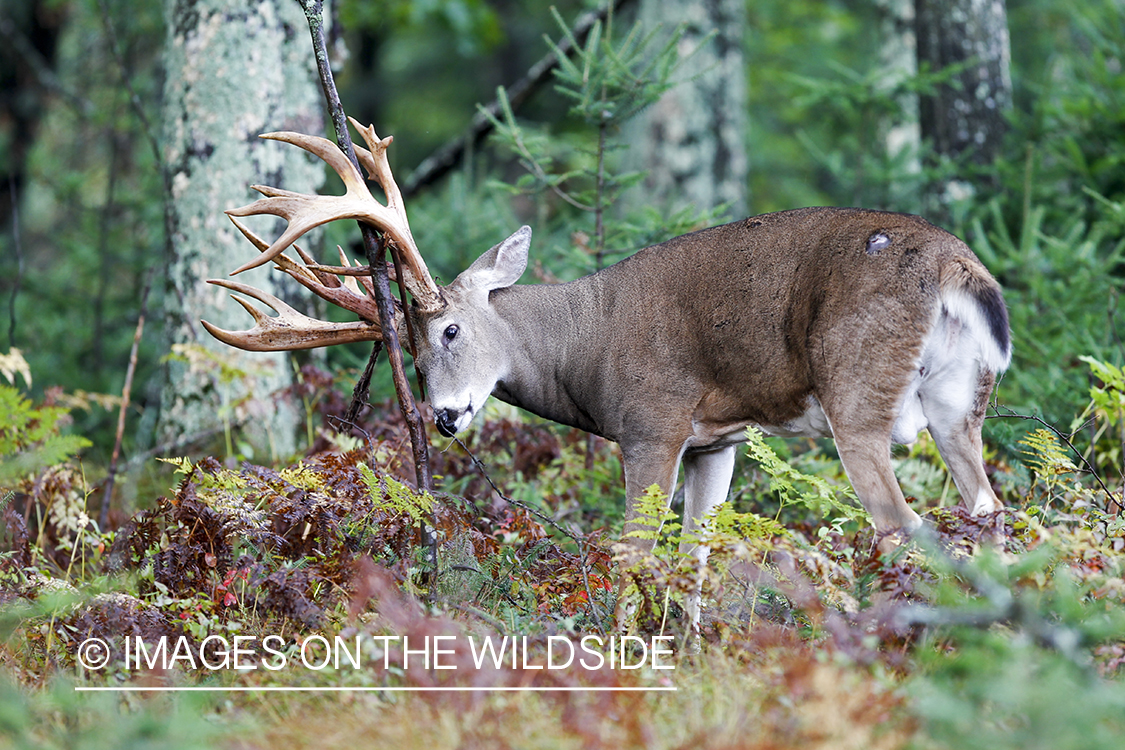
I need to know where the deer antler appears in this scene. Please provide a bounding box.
[204,120,446,352]
[201,277,383,351]
[202,216,388,351]
[224,117,443,314]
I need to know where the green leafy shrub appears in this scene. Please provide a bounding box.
[908,538,1125,750]
[0,383,91,490]
[483,5,726,282]
[971,200,1125,427]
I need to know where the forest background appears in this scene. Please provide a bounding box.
[2,0,1125,748]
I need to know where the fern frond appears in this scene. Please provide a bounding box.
[358,462,434,524]
[622,484,676,541]
[1018,428,1077,478]
[744,427,869,526]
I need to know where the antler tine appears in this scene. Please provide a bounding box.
[332,245,380,298]
[225,131,378,274]
[271,252,384,322]
[336,245,363,297]
[349,118,443,313]
[293,244,344,289]
[228,213,383,319]
[349,248,379,297]
[305,254,395,289]
[202,278,382,352]
[224,126,444,314]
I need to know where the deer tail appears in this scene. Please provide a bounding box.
[939,256,1011,373]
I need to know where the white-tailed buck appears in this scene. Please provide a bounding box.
[205,122,1011,627]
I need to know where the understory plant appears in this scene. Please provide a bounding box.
[484,5,727,278]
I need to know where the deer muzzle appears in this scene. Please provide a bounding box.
[434,408,461,438]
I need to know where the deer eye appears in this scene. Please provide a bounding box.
[443,324,459,343]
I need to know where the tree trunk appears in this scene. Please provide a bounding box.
[915,0,1012,203]
[0,1,65,247]
[156,0,325,460]
[628,0,747,218]
[876,0,921,210]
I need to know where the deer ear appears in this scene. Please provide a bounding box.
[455,226,530,293]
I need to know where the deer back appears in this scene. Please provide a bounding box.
[450,208,1002,447]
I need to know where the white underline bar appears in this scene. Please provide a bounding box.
[75,685,677,693]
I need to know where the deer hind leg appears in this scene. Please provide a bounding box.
[821,397,922,552]
[679,446,737,633]
[831,427,923,537]
[921,364,1001,516]
[819,373,924,537]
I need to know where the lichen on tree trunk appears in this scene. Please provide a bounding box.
[627,0,748,218]
[156,0,325,459]
[915,0,1012,208]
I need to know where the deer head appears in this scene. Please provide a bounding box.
[203,120,546,443]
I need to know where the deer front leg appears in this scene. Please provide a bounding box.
[619,445,684,554]
[615,444,683,628]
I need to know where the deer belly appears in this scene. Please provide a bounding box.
[758,379,931,445]
[757,396,833,439]
[701,377,933,445]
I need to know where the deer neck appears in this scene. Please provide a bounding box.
[487,273,620,438]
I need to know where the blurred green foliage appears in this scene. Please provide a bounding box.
[0,380,91,487]
[0,677,220,750]
[0,0,1119,499]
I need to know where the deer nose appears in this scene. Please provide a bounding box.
[435,408,459,437]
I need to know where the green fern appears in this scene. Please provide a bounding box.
[357,462,434,525]
[744,427,868,526]
[1018,428,1077,499]
[624,481,786,566]
[1018,429,1075,474]
[691,502,787,549]
[156,455,194,474]
[156,457,256,495]
[0,384,91,487]
[278,464,330,492]
[623,484,677,537]
[622,484,681,557]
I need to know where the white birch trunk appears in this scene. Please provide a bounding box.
[627,0,747,218]
[915,0,1012,208]
[157,0,325,459]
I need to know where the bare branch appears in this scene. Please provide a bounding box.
[100,270,153,529]
[294,0,435,505]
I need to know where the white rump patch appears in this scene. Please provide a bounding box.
[888,298,998,446]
